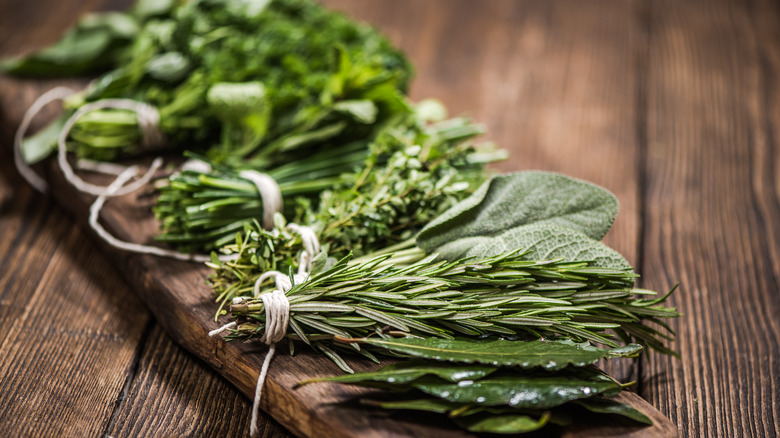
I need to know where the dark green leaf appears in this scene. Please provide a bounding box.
[363,397,463,414]
[453,411,551,434]
[1,12,137,77]
[302,360,497,386]
[355,337,642,370]
[574,398,653,425]
[413,370,621,409]
[21,113,68,164]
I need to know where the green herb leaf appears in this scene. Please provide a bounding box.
[413,369,621,409]
[352,337,642,370]
[417,171,619,259]
[574,398,653,425]
[1,12,138,76]
[453,411,551,434]
[21,113,69,164]
[362,397,463,414]
[461,223,632,270]
[302,360,497,386]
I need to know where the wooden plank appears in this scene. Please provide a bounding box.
[0,169,151,436]
[1,0,677,436]
[642,0,780,436]
[0,2,148,435]
[0,1,290,436]
[107,325,287,437]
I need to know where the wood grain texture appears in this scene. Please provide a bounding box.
[107,325,287,438]
[1,1,675,437]
[0,159,151,437]
[0,1,291,437]
[14,0,780,436]
[641,1,780,436]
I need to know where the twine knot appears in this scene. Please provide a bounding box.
[239,170,283,230]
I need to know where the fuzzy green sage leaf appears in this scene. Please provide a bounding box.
[417,171,619,260]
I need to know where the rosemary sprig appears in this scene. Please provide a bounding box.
[220,250,678,372]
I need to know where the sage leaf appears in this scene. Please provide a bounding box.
[355,337,642,370]
[413,370,621,409]
[461,223,632,270]
[574,398,653,425]
[453,411,551,434]
[417,171,619,257]
[301,360,497,386]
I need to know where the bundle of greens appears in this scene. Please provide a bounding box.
[6,0,680,434]
[301,339,654,434]
[9,0,412,169]
[210,172,678,358]
[155,102,505,253]
[209,171,679,433]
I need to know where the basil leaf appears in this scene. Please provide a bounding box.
[333,100,378,124]
[356,337,642,370]
[417,171,619,257]
[21,113,69,164]
[1,12,138,77]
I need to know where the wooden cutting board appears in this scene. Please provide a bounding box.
[0,76,677,438]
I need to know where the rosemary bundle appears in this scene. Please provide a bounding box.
[223,250,678,371]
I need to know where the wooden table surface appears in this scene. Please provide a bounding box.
[1,0,778,437]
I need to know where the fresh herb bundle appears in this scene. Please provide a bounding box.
[301,339,654,434]
[224,250,677,371]
[153,138,367,252]
[156,103,504,253]
[209,172,679,365]
[210,171,680,434]
[9,0,412,168]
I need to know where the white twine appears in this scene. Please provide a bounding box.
[58,99,166,197]
[209,224,320,437]
[238,170,282,230]
[89,165,235,263]
[208,321,236,337]
[250,275,291,437]
[180,158,213,174]
[287,223,319,273]
[76,158,129,176]
[14,86,75,193]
